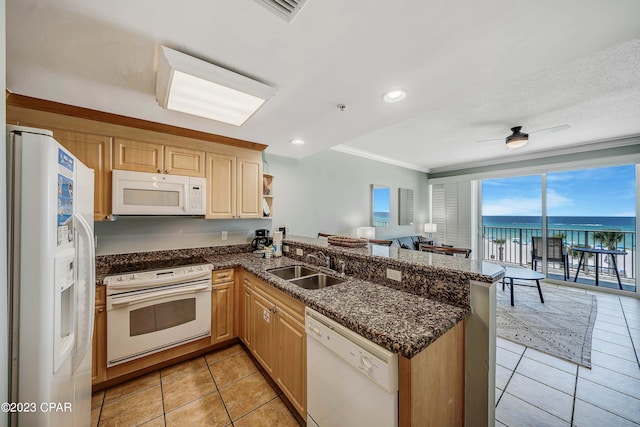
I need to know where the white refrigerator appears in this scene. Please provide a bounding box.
[7,125,95,426]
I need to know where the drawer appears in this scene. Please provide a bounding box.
[212,268,234,284]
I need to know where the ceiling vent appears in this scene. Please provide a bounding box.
[255,0,308,22]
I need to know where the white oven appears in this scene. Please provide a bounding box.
[104,263,213,367]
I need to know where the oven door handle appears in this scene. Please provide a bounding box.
[110,284,210,308]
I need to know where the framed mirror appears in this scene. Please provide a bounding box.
[371,185,390,227]
[398,188,414,225]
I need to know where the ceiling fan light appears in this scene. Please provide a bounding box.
[505,126,528,148]
[505,134,528,148]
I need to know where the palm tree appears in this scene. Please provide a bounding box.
[594,231,625,250]
[594,230,625,275]
[494,238,506,261]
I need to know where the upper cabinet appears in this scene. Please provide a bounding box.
[52,129,113,221]
[237,157,262,219]
[205,153,263,219]
[7,95,268,221]
[205,153,236,219]
[114,138,204,177]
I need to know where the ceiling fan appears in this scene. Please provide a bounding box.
[475,124,571,149]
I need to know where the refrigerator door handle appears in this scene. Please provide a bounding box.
[72,213,96,373]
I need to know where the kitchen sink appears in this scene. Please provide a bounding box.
[267,265,320,280]
[289,274,345,290]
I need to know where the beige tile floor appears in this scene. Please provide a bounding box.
[91,344,302,427]
[496,283,640,427]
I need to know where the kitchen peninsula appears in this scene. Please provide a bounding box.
[95,237,503,427]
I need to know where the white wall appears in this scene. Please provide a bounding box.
[266,150,429,239]
[95,149,429,255]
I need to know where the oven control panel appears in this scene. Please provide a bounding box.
[104,263,213,294]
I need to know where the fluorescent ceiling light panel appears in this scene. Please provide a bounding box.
[156,46,276,126]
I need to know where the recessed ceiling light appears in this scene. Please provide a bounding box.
[290,139,305,145]
[383,89,406,103]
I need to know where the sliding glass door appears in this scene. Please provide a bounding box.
[547,165,636,292]
[482,175,542,265]
[481,164,636,293]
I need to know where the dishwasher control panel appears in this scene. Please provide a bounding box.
[305,308,398,393]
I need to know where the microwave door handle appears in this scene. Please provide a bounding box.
[111,284,210,308]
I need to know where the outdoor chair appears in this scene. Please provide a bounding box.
[531,236,569,280]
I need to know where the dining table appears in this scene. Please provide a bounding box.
[571,247,627,290]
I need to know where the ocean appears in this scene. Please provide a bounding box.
[373,211,390,227]
[482,216,636,248]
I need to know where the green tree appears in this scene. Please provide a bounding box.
[494,238,506,261]
[594,231,625,250]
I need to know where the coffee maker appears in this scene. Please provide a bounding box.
[251,229,271,251]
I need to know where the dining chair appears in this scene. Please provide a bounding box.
[368,239,393,246]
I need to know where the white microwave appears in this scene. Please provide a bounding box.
[112,170,206,216]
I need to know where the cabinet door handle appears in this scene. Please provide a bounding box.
[97,307,104,313]
[165,169,169,174]
[157,168,162,173]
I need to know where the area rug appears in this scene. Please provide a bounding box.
[496,284,597,368]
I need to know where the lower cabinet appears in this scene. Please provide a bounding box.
[211,269,235,345]
[92,287,107,385]
[241,272,306,417]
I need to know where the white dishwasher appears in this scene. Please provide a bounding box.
[305,307,399,427]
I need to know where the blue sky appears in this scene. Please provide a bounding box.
[373,186,390,212]
[483,165,636,216]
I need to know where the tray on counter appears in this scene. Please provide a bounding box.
[327,235,368,248]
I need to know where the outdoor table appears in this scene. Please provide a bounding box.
[502,266,545,306]
[571,247,627,290]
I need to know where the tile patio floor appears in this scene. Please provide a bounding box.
[496,283,640,427]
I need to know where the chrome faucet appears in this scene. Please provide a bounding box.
[337,260,346,275]
[307,251,331,269]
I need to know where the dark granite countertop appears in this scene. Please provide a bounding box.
[98,251,472,359]
[283,235,505,284]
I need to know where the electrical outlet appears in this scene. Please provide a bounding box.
[386,268,402,281]
[283,245,290,253]
[221,231,227,241]
[296,248,303,256]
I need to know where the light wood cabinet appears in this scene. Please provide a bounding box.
[114,138,204,177]
[205,153,236,219]
[237,157,262,218]
[205,153,262,219]
[211,269,235,345]
[250,289,276,375]
[92,287,107,385]
[274,304,306,413]
[241,272,306,417]
[51,129,113,221]
[239,277,252,347]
